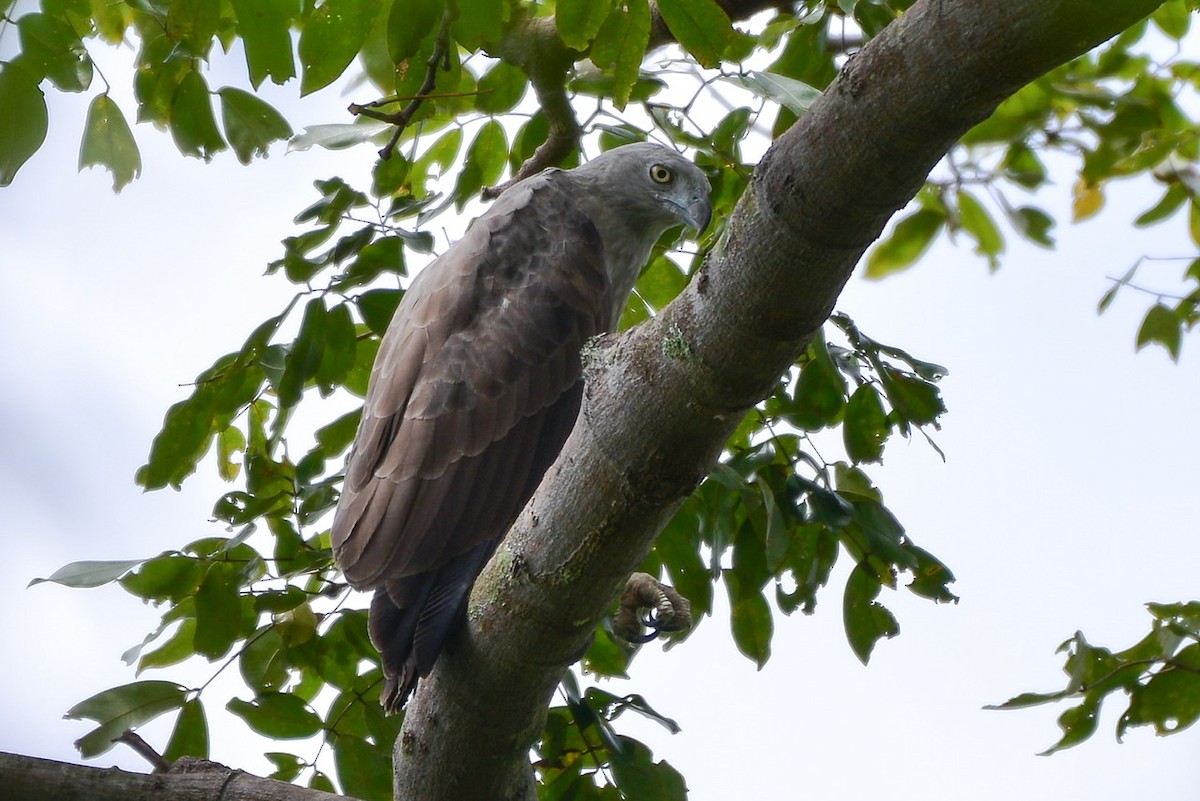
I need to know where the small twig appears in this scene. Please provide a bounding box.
[351,88,491,112]
[349,10,454,161]
[115,730,171,772]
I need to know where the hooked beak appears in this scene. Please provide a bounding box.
[684,196,713,233]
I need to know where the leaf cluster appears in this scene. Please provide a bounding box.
[864,2,1200,355]
[990,602,1200,755]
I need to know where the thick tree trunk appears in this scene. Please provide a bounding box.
[392,1,1164,800]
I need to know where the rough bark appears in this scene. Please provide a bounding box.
[0,753,358,801]
[393,1,1164,800]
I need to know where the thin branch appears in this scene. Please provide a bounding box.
[349,10,454,161]
[482,69,581,198]
[484,15,583,198]
[114,731,171,773]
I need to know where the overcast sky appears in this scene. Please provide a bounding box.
[2,20,1198,801]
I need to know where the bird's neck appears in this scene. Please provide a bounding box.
[568,175,664,329]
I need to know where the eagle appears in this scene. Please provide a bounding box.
[331,142,713,712]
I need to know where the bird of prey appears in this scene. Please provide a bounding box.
[331,142,712,712]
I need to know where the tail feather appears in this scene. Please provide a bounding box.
[368,539,499,713]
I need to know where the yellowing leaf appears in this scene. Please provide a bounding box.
[1071,178,1105,222]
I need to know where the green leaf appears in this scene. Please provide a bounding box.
[316,302,358,392]
[656,0,735,67]
[265,752,305,782]
[240,626,289,691]
[137,618,198,672]
[475,61,528,114]
[956,189,1004,269]
[137,353,266,490]
[217,424,246,481]
[727,575,772,668]
[388,0,443,62]
[1134,184,1187,227]
[193,564,243,659]
[218,87,293,164]
[790,332,846,430]
[1008,205,1055,247]
[590,0,651,109]
[608,736,688,801]
[1002,142,1047,189]
[1040,696,1100,755]
[165,0,222,56]
[28,558,143,589]
[78,95,142,191]
[163,698,209,761]
[985,689,1072,711]
[1136,303,1183,361]
[290,123,389,153]
[556,0,614,50]
[299,0,381,96]
[452,0,507,50]
[453,120,508,207]
[758,478,789,572]
[66,681,188,758]
[865,208,943,279]
[346,336,381,397]
[227,692,324,739]
[334,734,393,801]
[1122,649,1200,736]
[1151,0,1191,39]
[726,70,821,115]
[232,0,298,87]
[906,545,958,604]
[120,555,204,602]
[843,384,888,464]
[0,62,48,186]
[879,366,945,426]
[356,288,402,335]
[316,408,363,457]
[843,562,899,664]
[1191,198,1200,248]
[18,12,92,92]
[170,69,227,160]
[278,298,328,407]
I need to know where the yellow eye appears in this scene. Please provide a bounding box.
[649,164,673,184]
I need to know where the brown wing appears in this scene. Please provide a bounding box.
[329,172,613,708]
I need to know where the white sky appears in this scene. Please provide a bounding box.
[1,15,1198,801]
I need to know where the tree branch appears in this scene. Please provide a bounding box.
[485,0,784,187]
[391,1,1166,799]
[0,752,359,801]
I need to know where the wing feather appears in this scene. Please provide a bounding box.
[332,171,613,589]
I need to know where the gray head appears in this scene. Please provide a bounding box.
[569,142,713,238]
[564,143,713,317]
